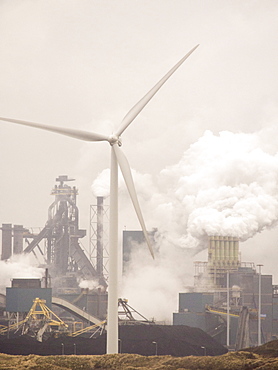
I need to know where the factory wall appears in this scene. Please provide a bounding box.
[6,288,52,312]
[247,274,273,344]
[272,295,278,338]
[231,271,273,343]
[174,271,276,347]
[173,294,241,347]
[122,229,156,269]
[173,312,207,331]
[174,293,216,334]
[178,292,213,313]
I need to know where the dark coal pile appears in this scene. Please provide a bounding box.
[243,339,278,358]
[0,325,227,357]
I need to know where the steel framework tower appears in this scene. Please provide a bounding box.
[89,196,109,283]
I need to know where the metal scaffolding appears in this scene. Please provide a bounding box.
[89,197,109,283]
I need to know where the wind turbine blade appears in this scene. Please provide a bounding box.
[116,44,199,137]
[113,145,155,259]
[0,116,109,142]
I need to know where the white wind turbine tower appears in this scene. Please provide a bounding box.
[0,44,199,353]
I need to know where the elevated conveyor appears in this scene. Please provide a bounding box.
[52,296,103,326]
[23,226,51,254]
[206,305,240,317]
[235,306,249,350]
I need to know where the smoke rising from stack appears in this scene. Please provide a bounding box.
[93,127,278,253]
[91,126,278,321]
[157,128,278,251]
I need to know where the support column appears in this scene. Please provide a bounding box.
[1,223,12,260]
[107,147,119,354]
[13,225,24,255]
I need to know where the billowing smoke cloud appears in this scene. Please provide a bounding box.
[120,237,193,323]
[93,127,278,252]
[0,254,45,293]
[92,126,278,321]
[155,128,278,252]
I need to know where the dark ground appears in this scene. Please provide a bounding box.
[0,325,227,357]
[243,339,278,358]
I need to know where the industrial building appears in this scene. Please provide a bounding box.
[0,176,108,336]
[1,175,278,351]
[0,176,154,341]
[0,175,107,290]
[173,236,277,349]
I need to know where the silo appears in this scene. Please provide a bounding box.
[208,236,216,265]
[215,236,220,263]
[220,236,225,262]
[224,236,229,265]
[206,235,240,289]
[228,236,234,261]
[234,238,239,263]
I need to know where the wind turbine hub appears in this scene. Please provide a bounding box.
[108,134,122,146]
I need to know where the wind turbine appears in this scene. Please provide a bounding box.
[0,44,199,353]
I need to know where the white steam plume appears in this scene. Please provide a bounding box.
[91,168,110,198]
[92,126,278,321]
[156,129,278,250]
[79,279,105,291]
[0,254,45,293]
[93,127,278,251]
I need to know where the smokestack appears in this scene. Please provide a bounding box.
[207,235,240,288]
[1,223,12,260]
[13,225,24,254]
[208,235,239,268]
[44,268,50,288]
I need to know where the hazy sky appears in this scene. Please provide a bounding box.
[1,1,278,319]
